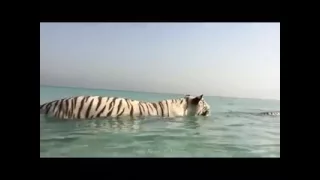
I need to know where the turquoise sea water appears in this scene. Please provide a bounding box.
[40,85,280,157]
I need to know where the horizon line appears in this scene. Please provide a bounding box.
[40,84,280,101]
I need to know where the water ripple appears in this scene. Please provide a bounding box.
[40,110,280,157]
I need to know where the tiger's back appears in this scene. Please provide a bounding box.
[40,96,132,119]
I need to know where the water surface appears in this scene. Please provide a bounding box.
[40,85,280,157]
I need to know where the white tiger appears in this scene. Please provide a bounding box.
[40,94,211,120]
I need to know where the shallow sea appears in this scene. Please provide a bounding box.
[40,85,280,157]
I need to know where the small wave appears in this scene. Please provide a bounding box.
[223,111,280,117]
[257,111,280,116]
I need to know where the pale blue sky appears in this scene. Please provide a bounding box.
[40,23,280,100]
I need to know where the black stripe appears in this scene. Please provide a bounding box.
[63,100,67,118]
[86,98,94,119]
[166,100,169,117]
[45,101,55,112]
[116,99,123,115]
[57,99,64,118]
[96,96,102,111]
[146,103,151,115]
[52,100,60,116]
[180,99,184,104]
[130,105,134,117]
[107,98,117,117]
[124,99,130,108]
[40,103,46,109]
[128,100,134,117]
[125,99,131,114]
[68,98,73,118]
[152,103,159,116]
[117,108,125,117]
[53,100,59,117]
[140,103,145,114]
[45,103,52,114]
[96,104,106,118]
[96,97,109,118]
[85,96,90,102]
[185,99,188,110]
[65,98,70,118]
[62,98,68,118]
[159,102,164,117]
[72,97,77,119]
[77,97,86,119]
[66,98,70,116]
[60,99,66,118]
[108,98,116,112]
[125,99,130,107]
[138,104,143,116]
[146,103,152,114]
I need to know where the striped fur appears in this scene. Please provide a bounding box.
[40,94,211,120]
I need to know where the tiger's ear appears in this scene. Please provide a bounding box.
[191,94,203,105]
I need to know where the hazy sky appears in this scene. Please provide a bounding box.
[40,23,280,100]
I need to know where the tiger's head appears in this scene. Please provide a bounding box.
[184,94,211,116]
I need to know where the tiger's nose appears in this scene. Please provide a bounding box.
[201,110,209,116]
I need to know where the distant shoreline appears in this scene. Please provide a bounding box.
[40,84,280,101]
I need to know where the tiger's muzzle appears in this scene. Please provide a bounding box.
[200,110,210,116]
